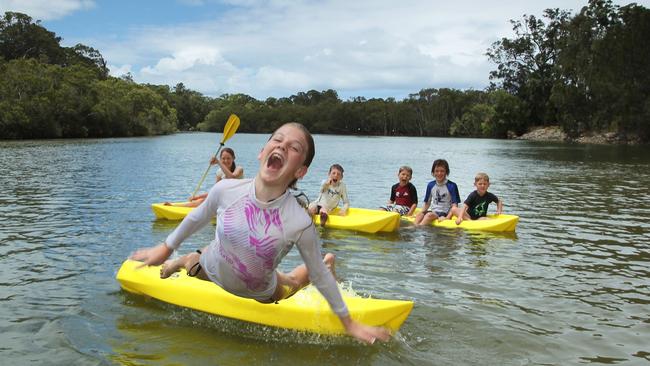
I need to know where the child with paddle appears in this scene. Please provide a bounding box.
[164,147,243,207]
[414,159,461,226]
[380,165,418,216]
[130,123,391,345]
[213,147,244,183]
[451,172,503,225]
[307,164,350,226]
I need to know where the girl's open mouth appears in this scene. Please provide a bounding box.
[267,152,284,170]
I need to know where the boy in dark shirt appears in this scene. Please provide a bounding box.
[453,172,503,225]
[380,166,418,216]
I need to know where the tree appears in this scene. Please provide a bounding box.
[0,12,65,64]
[486,8,571,126]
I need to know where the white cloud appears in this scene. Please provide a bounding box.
[27,0,650,99]
[111,0,547,98]
[141,46,224,75]
[108,63,132,77]
[0,0,94,21]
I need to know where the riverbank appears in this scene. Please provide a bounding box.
[516,126,642,145]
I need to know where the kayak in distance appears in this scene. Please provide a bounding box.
[153,203,400,234]
[402,210,519,232]
[313,208,400,234]
[151,202,194,220]
[116,259,413,335]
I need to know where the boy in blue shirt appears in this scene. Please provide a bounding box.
[414,159,460,226]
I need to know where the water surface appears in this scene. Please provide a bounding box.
[1,133,649,365]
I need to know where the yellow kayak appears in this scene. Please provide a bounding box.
[151,203,194,220]
[402,210,519,232]
[313,208,400,233]
[116,259,413,335]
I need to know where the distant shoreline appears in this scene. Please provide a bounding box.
[515,126,642,145]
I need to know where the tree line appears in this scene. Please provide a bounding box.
[1,0,648,142]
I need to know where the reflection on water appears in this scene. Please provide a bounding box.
[1,135,649,365]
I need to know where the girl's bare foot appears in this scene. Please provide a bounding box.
[160,258,183,279]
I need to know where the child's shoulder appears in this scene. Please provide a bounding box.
[284,193,314,226]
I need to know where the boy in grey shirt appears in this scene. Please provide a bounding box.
[308,164,349,226]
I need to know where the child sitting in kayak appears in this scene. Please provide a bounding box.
[380,165,418,216]
[213,147,244,182]
[164,148,244,207]
[308,164,350,226]
[451,172,503,225]
[130,123,390,345]
[414,159,461,226]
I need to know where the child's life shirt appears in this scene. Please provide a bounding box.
[216,167,244,180]
[315,180,349,211]
[423,179,461,214]
[390,182,418,207]
[464,190,499,219]
[165,178,349,317]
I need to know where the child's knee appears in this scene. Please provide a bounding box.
[184,252,201,271]
[323,252,336,265]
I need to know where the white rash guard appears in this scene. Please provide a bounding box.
[314,179,350,212]
[165,178,349,317]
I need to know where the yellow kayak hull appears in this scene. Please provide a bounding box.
[313,208,400,233]
[151,203,194,220]
[116,259,413,335]
[402,210,519,232]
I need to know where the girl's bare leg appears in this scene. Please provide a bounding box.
[272,253,336,301]
[160,251,205,279]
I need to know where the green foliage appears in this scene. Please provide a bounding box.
[0,12,64,64]
[489,0,650,142]
[90,78,177,137]
[450,104,496,137]
[0,12,177,139]
[2,4,648,142]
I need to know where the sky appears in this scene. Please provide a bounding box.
[1,0,648,100]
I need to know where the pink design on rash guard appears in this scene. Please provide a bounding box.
[221,196,283,291]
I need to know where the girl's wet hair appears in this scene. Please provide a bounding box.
[431,159,450,175]
[221,147,236,172]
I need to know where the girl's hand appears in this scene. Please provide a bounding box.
[130,243,173,267]
[342,317,391,345]
[209,156,219,165]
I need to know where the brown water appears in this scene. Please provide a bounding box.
[1,134,649,365]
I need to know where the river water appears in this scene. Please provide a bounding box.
[1,133,649,365]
